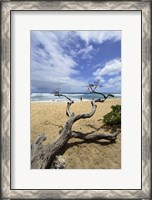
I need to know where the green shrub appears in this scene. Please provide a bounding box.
[103,104,121,126]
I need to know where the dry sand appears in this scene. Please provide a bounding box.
[31,98,121,169]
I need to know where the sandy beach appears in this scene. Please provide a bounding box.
[31,98,121,169]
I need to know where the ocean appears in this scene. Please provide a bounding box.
[31,93,121,102]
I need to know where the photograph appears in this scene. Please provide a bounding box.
[1,0,151,198]
[31,30,121,169]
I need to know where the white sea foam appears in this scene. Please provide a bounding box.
[31,93,121,102]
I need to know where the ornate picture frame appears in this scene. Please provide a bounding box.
[1,1,151,199]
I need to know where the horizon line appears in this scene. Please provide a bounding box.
[31,92,121,94]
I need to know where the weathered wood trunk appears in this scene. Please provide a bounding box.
[31,118,73,169]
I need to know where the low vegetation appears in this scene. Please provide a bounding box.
[103,104,121,126]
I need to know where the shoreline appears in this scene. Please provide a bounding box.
[31,97,121,104]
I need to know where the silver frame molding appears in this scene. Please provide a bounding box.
[1,1,151,199]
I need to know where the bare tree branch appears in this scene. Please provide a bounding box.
[88,81,114,102]
[71,131,119,141]
[53,88,74,117]
[53,88,73,102]
[73,100,97,122]
[66,101,74,117]
[31,133,46,165]
[55,93,72,102]
[89,84,106,99]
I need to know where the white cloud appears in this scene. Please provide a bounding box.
[32,31,78,75]
[76,31,121,44]
[102,76,121,93]
[93,58,121,79]
[31,31,87,92]
[93,63,102,69]
[78,45,93,55]
[108,76,121,84]
[92,58,121,92]
[77,45,93,59]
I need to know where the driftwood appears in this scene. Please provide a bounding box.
[31,85,119,169]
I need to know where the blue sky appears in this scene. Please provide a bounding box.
[31,31,121,93]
